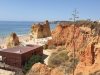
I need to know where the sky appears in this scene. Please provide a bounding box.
[0,0,100,21]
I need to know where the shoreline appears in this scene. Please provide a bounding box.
[0,33,52,49]
[0,28,54,46]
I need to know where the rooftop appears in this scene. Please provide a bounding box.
[0,45,41,54]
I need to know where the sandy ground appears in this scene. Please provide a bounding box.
[0,69,15,75]
[0,34,52,49]
[43,50,53,65]
[43,47,58,65]
[21,36,52,46]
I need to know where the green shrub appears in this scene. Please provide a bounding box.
[23,55,42,73]
[48,50,79,74]
[48,50,69,68]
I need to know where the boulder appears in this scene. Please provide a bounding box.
[27,63,51,75]
[27,63,64,75]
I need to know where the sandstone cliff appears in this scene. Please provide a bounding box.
[47,21,100,75]
[6,32,20,48]
[31,20,51,38]
[27,21,100,75]
[47,23,92,51]
[74,42,100,75]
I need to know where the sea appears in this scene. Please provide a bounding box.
[0,21,57,38]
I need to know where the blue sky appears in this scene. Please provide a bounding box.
[0,0,100,21]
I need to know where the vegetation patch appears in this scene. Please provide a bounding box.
[48,50,69,67]
[23,55,43,74]
[48,48,79,74]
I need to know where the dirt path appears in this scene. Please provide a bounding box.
[43,50,53,65]
[0,69,15,75]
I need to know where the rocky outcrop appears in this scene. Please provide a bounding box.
[6,32,20,48]
[47,23,91,52]
[47,22,100,75]
[74,42,100,75]
[31,20,51,38]
[27,63,64,75]
[27,63,51,75]
[79,42,95,66]
[27,22,100,75]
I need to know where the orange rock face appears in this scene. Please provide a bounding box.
[47,23,91,52]
[27,63,51,75]
[75,42,100,75]
[27,63,64,75]
[47,22,100,75]
[79,43,95,65]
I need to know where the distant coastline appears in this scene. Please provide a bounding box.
[0,21,57,38]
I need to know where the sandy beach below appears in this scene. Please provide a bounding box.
[0,69,15,75]
[0,34,52,49]
[0,34,30,49]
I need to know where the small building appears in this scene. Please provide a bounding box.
[0,45,43,68]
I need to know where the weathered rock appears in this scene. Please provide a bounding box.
[27,63,64,75]
[47,23,91,52]
[6,32,20,48]
[74,42,100,75]
[27,63,51,75]
[31,20,51,38]
[51,67,64,75]
[79,43,95,66]
[47,22,100,75]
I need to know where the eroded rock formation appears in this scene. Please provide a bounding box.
[74,42,100,75]
[47,23,92,52]
[47,21,100,75]
[26,21,100,75]
[31,20,51,38]
[27,63,64,75]
[6,32,20,48]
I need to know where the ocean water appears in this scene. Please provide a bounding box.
[0,21,57,38]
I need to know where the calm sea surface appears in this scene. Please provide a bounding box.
[0,21,57,38]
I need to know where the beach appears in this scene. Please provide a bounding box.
[0,21,57,49]
[0,69,15,75]
[0,33,53,49]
